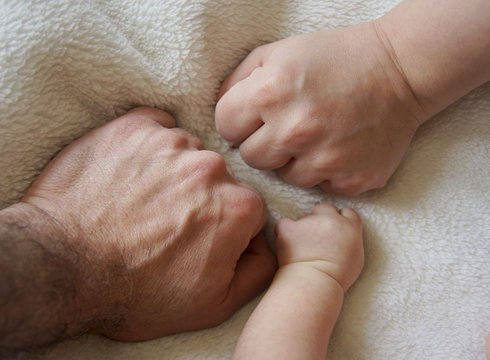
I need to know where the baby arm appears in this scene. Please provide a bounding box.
[233,204,364,360]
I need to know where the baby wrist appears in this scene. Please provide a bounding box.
[276,262,346,296]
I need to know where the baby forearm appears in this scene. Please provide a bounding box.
[233,264,344,360]
[376,0,490,118]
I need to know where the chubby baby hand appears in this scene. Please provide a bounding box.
[275,203,364,291]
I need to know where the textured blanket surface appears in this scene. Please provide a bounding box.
[1,0,489,359]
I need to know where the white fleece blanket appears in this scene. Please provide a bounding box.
[1,1,489,359]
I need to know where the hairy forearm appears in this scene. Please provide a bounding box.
[375,0,490,118]
[0,203,98,356]
[233,264,344,360]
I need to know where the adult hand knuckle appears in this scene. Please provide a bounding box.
[311,151,338,173]
[280,116,319,149]
[280,172,314,188]
[158,130,190,150]
[239,144,260,168]
[113,115,152,137]
[215,99,233,139]
[239,189,264,217]
[252,73,286,109]
[372,175,389,189]
[225,187,265,226]
[197,151,227,176]
[349,172,383,194]
[328,180,360,197]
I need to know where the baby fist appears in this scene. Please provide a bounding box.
[275,203,364,291]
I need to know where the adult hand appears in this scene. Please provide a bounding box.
[21,107,276,342]
[215,22,425,196]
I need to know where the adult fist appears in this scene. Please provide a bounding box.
[216,22,425,196]
[23,107,277,341]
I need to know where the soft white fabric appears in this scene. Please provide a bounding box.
[1,0,489,359]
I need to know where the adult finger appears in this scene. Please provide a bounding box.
[215,75,264,145]
[217,44,272,101]
[94,107,177,147]
[125,108,203,150]
[276,157,326,188]
[125,107,176,128]
[239,125,292,170]
[318,179,364,198]
[222,233,277,315]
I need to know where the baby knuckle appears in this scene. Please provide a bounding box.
[275,218,294,234]
[274,234,288,251]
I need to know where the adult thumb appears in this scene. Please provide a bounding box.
[222,233,277,315]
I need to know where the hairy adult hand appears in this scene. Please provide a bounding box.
[216,22,426,196]
[22,107,277,341]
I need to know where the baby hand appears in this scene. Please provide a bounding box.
[275,203,364,291]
